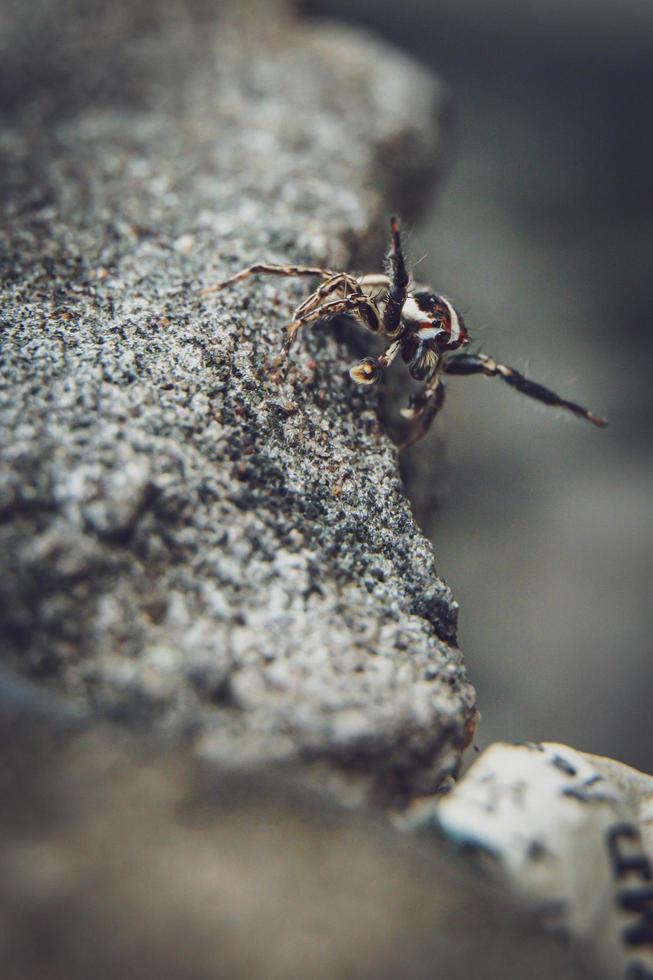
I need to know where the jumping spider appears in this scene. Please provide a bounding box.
[202,217,606,449]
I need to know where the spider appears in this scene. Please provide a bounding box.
[202,217,607,449]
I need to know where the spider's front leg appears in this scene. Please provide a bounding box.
[444,353,607,427]
[380,216,409,337]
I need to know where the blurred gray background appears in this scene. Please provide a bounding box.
[313,0,653,771]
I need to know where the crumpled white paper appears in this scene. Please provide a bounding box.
[407,742,653,979]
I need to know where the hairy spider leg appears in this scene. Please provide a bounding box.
[290,274,361,349]
[201,263,336,295]
[378,338,402,369]
[399,374,446,451]
[349,339,402,385]
[444,353,607,427]
[380,216,409,337]
[284,293,383,355]
[293,272,362,319]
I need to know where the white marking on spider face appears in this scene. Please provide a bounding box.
[442,296,461,343]
[401,296,431,325]
[416,326,440,340]
[402,294,462,345]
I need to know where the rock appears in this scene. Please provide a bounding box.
[0,5,596,977]
[0,0,474,804]
[0,722,589,980]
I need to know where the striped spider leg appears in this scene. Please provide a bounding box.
[201,262,385,358]
[200,263,336,293]
[398,375,447,452]
[286,284,385,356]
[397,348,607,450]
[443,353,608,428]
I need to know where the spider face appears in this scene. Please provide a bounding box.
[406,292,469,352]
[395,291,469,383]
[202,216,606,449]
[350,279,469,383]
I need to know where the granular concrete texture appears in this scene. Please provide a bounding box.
[0,0,476,802]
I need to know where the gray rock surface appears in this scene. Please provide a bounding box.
[0,5,596,978]
[0,0,475,803]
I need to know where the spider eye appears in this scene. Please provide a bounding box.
[349,357,382,385]
[432,328,451,350]
[435,325,469,352]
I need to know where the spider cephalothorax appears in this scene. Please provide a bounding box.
[202,217,606,448]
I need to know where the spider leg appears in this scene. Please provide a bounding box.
[444,353,607,427]
[201,263,336,295]
[282,293,383,356]
[349,339,401,385]
[380,216,409,337]
[399,372,445,453]
[293,273,362,319]
[398,375,446,451]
